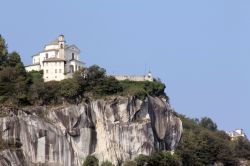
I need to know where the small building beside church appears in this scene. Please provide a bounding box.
[113,72,153,82]
[25,35,85,82]
[226,129,247,140]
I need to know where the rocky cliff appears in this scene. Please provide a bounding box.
[0,96,182,166]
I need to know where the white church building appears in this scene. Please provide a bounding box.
[25,35,85,82]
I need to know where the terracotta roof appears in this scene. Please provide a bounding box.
[43,57,65,62]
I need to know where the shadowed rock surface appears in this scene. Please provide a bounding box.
[0,96,182,166]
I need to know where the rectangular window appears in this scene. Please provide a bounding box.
[59,69,62,73]
[55,69,57,73]
[46,70,48,73]
[55,62,57,66]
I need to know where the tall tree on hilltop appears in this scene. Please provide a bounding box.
[0,35,28,105]
[0,35,8,68]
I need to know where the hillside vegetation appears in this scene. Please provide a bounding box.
[175,114,250,165]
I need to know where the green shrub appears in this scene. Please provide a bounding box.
[83,155,99,166]
[199,117,217,131]
[175,114,239,166]
[118,80,167,100]
[42,81,60,104]
[234,137,250,160]
[134,154,149,166]
[59,78,80,99]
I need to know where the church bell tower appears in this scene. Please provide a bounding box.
[58,35,65,59]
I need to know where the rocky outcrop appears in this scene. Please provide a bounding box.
[0,96,182,166]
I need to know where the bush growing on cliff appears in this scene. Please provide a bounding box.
[58,78,80,99]
[119,80,167,100]
[83,155,99,166]
[126,152,181,166]
[73,66,123,97]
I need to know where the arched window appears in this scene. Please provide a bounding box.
[60,44,63,49]
[45,53,48,59]
[72,53,75,60]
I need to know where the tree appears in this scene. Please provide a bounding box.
[0,35,8,68]
[83,155,99,166]
[59,78,80,99]
[234,137,250,160]
[145,152,180,166]
[199,117,217,131]
[134,154,149,166]
[98,76,123,95]
[42,81,60,104]
[0,51,28,105]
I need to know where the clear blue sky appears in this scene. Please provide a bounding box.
[1,0,250,136]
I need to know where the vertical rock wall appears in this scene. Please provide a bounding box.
[0,96,182,166]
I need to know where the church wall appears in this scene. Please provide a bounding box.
[45,45,59,50]
[65,49,80,61]
[25,65,41,72]
[43,61,65,82]
[32,55,40,64]
[37,51,57,70]
[113,75,153,82]
[67,60,84,74]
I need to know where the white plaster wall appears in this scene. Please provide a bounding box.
[32,55,40,64]
[65,49,80,61]
[45,45,59,50]
[39,51,58,70]
[68,61,84,73]
[114,75,153,82]
[25,65,41,72]
[43,61,65,82]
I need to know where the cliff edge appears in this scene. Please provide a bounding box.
[0,96,182,166]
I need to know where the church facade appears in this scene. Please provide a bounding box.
[25,35,85,82]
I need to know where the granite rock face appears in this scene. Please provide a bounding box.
[0,96,182,166]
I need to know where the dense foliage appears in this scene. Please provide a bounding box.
[175,114,250,166]
[83,152,180,166]
[118,80,167,100]
[133,152,180,166]
[83,155,99,166]
[0,35,28,105]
